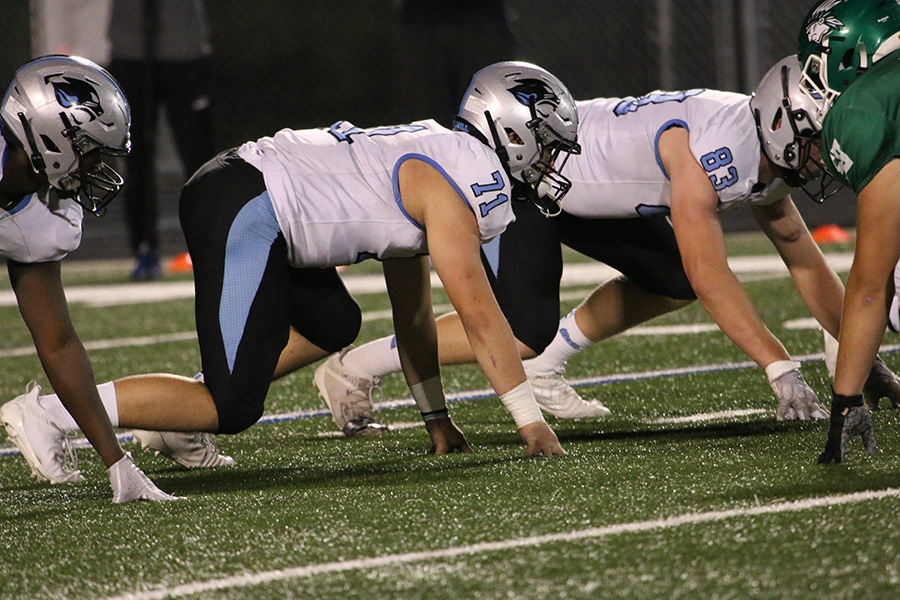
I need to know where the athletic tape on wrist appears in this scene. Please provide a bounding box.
[499,380,545,428]
[410,376,446,418]
[765,360,801,385]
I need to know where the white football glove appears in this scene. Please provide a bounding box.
[767,361,828,421]
[109,452,181,503]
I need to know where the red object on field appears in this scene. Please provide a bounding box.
[811,224,851,244]
[169,252,193,273]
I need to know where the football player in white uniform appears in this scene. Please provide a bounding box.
[8,62,578,476]
[0,56,174,502]
[331,56,900,432]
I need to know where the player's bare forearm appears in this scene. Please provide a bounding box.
[753,198,844,338]
[836,167,900,395]
[673,202,787,368]
[384,255,440,386]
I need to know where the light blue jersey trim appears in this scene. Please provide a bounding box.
[7,193,32,215]
[654,119,689,181]
[219,190,280,372]
[392,153,474,231]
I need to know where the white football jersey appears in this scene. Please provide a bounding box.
[561,90,790,219]
[237,120,514,268]
[0,137,83,263]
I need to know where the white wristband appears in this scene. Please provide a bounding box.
[499,380,545,428]
[765,360,801,384]
[410,376,447,419]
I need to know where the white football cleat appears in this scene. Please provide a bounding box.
[109,452,180,503]
[313,347,389,437]
[526,368,611,419]
[0,381,85,484]
[132,430,235,468]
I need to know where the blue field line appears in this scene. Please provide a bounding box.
[2,344,899,457]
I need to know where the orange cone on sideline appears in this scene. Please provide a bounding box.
[169,252,193,273]
[811,224,851,244]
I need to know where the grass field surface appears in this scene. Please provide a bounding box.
[2,233,900,600]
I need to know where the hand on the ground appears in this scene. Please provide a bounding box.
[819,392,876,464]
[425,416,472,454]
[840,405,879,458]
[110,452,181,503]
[519,421,566,457]
[773,369,828,421]
[862,356,900,410]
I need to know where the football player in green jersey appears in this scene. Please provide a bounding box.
[799,0,900,462]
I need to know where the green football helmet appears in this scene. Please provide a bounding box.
[798,0,900,125]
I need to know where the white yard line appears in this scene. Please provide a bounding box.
[0,305,842,361]
[0,253,855,307]
[647,408,768,424]
[99,487,900,600]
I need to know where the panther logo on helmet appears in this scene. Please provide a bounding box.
[49,76,104,124]
[508,79,560,118]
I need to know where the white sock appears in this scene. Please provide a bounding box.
[38,381,119,430]
[823,328,838,379]
[342,336,402,379]
[891,259,900,333]
[523,310,593,375]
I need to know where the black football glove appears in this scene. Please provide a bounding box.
[819,391,878,463]
[862,355,900,410]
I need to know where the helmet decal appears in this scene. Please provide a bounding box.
[508,79,560,118]
[50,76,104,123]
[805,0,845,45]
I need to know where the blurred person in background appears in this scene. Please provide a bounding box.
[0,55,174,503]
[107,0,216,280]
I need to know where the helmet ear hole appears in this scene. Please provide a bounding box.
[505,128,524,145]
[771,107,783,132]
[40,134,61,153]
[839,47,855,70]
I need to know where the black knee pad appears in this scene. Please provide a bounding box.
[509,313,560,355]
[205,378,267,434]
[215,400,265,435]
[288,267,362,352]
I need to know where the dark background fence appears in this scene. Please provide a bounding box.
[1,0,855,262]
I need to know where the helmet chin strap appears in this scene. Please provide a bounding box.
[17,112,46,172]
[483,110,513,181]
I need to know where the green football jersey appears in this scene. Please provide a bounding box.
[821,53,900,194]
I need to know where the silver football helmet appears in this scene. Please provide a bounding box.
[453,61,580,217]
[750,55,838,203]
[0,55,131,215]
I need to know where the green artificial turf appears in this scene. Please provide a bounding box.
[2,232,899,600]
